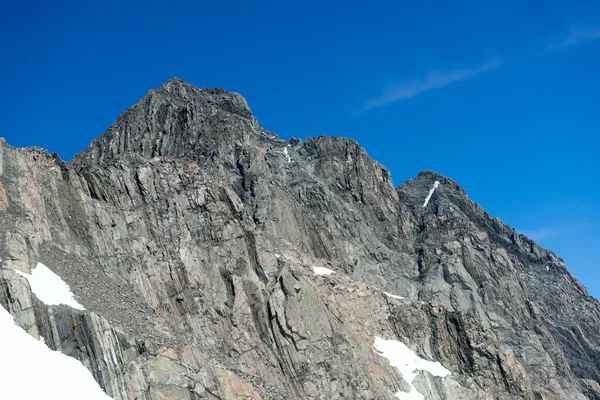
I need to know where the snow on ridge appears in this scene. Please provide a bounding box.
[15,263,85,310]
[283,147,291,163]
[373,336,451,400]
[384,292,405,300]
[0,305,112,399]
[422,181,440,207]
[313,266,335,276]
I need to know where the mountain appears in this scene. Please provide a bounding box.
[1,78,599,399]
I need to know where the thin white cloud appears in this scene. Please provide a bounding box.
[362,59,502,111]
[521,223,593,242]
[548,26,600,50]
[521,228,561,241]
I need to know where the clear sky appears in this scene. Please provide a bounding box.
[1,1,599,297]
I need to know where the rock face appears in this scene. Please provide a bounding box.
[1,78,599,399]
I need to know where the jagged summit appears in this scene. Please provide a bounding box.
[397,169,468,208]
[160,77,190,89]
[409,170,465,192]
[156,77,196,92]
[152,78,251,112]
[68,79,380,180]
[70,79,257,171]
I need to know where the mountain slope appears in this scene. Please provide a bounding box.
[0,79,598,399]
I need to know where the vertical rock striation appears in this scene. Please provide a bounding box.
[0,79,598,399]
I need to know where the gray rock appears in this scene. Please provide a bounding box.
[0,79,598,399]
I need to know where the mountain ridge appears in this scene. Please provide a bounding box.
[0,79,599,399]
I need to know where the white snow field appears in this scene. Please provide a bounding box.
[374,336,451,400]
[15,262,85,310]
[0,305,112,399]
[312,266,335,275]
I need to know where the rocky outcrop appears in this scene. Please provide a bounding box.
[0,79,599,399]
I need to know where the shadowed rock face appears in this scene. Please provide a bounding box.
[1,78,599,399]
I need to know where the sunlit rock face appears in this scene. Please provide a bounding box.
[0,79,599,400]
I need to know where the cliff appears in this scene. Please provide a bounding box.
[0,78,599,399]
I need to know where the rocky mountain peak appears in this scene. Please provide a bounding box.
[151,78,252,118]
[397,169,468,210]
[70,79,256,171]
[2,80,600,399]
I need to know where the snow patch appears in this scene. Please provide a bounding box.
[384,292,405,300]
[312,266,335,276]
[15,263,85,310]
[283,147,291,163]
[0,305,112,399]
[422,181,440,207]
[373,336,451,400]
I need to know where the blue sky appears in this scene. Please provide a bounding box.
[1,1,599,297]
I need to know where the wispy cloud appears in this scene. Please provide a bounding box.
[521,228,561,241]
[548,26,600,51]
[362,59,502,111]
[521,223,593,242]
